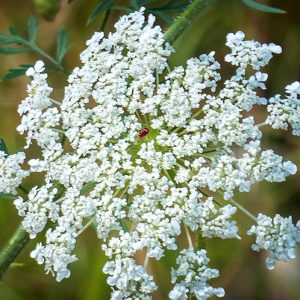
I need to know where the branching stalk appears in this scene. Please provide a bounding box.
[76,217,95,237]
[21,39,67,73]
[164,0,217,45]
[144,249,149,269]
[184,223,194,248]
[0,225,29,280]
[229,199,257,222]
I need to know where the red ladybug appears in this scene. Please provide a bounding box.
[138,128,149,138]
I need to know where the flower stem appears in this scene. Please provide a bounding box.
[76,217,95,237]
[229,199,257,222]
[100,9,111,32]
[257,121,266,128]
[0,225,29,281]
[164,0,218,45]
[50,98,62,106]
[21,39,67,74]
[144,249,149,269]
[184,223,194,249]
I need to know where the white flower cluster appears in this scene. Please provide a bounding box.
[183,197,239,239]
[169,248,225,300]
[17,60,62,159]
[12,8,300,299]
[225,31,282,70]
[248,214,300,270]
[103,256,157,300]
[266,81,300,135]
[0,150,29,195]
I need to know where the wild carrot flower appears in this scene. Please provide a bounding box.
[13,8,300,299]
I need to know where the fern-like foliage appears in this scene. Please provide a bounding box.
[0,16,71,80]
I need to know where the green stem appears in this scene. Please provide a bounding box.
[76,217,95,237]
[184,223,194,248]
[100,9,111,32]
[50,98,62,106]
[164,0,217,45]
[143,249,149,269]
[0,225,29,281]
[22,39,67,73]
[229,199,257,222]
[0,0,219,280]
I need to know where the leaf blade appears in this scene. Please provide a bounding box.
[242,0,286,14]
[8,26,18,36]
[137,0,160,5]
[0,47,32,55]
[56,27,71,63]
[27,16,38,42]
[0,192,18,201]
[152,11,174,24]
[2,66,31,81]
[0,33,19,45]
[87,0,115,25]
[130,0,139,10]
[0,138,9,154]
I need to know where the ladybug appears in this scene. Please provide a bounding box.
[137,128,149,138]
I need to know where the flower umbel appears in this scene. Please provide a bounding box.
[248,214,300,270]
[0,150,29,195]
[13,8,300,299]
[169,248,225,300]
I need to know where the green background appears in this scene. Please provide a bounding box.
[0,0,299,299]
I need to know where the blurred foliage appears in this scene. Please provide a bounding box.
[0,0,299,299]
[77,0,286,26]
[85,0,198,25]
[0,16,70,80]
[33,0,61,19]
[242,0,285,13]
[0,0,286,80]
[0,138,9,154]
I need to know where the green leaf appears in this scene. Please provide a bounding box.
[0,33,19,45]
[0,192,18,201]
[0,138,9,154]
[33,0,61,19]
[157,0,190,12]
[0,47,32,55]
[242,0,286,14]
[87,0,115,25]
[152,11,174,24]
[27,16,38,42]
[130,0,139,9]
[8,26,18,35]
[0,17,67,78]
[137,0,160,5]
[56,27,71,63]
[2,65,31,81]
[68,0,74,3]
[111,5,132,12]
